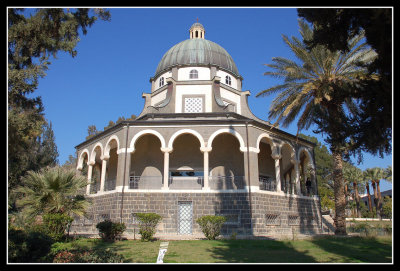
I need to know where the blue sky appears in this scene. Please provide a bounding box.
[25,7,392,191]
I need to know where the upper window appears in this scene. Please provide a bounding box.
[184,97,203,113]
[159,77,164,87]
[225,75,231,86]
[189,69,198,79]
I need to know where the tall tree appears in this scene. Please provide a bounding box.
[256,19,376,235]
[8,8,111,209]
[364,167,385,218]
[297,8,392,160]
[362,170,374,215]
[343,164,363,217]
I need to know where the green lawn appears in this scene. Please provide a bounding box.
[56,235,392,263]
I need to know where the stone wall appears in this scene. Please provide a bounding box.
[70,191,322,238]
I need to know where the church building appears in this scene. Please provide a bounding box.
[72,22,323,238]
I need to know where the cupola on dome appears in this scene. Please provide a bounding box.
[154,22,240,78]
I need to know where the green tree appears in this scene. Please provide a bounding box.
[256,19,376,235]
[361,169,374,216]
[364,167,385,219]
[15,166,91,220]
[8,8,110,210]
[343,164,363,217]
[298,134,334,211]
[9,119,59,212]
[297,8,392,159]
[86,125,100,140]
[381,196,392,219]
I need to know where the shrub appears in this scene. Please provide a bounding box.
[8,228,54,263]
[381,196,392,219]
[53,248,124,263]
[42,213,74,242]
[133,213,162,241]
[352,222,372,236]
[96,219,126,242]
[196,215,227,240]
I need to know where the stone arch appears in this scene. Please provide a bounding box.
[297,146,316,196]
[77,149,90,170]
[280,142,296,160]
[90,143,103,164]
[130,129,166,152]
[297,146,314,168]
[207,128,245,151]
[256,133,276,153]
[209,131,245,189]
[104,135,120,159]
[168,129,205,150]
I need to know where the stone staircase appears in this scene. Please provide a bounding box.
[322,214,335,234]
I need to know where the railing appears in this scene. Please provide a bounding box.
[209,176,245,190]
[259,176,276,192]
[129,176,163,190]
[169,176,203,190]
[90,181,100,194]
[104,179,116,191]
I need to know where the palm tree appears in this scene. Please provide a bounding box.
[16,166,91,220]
[343,164,363,218]
[256,19,376,235]
[384,165,392,183]
[361,170,374,215]
[365,167,385,218]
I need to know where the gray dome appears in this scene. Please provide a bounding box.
[154,38,240,78]
[189,22,205,31]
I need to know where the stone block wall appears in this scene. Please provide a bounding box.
[70,191,322,238]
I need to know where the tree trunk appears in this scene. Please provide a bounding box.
[353,182,361,218]
[332,150,347,235]
[371,181,378,217]
[365,183,373,213]
[376,179,382,219]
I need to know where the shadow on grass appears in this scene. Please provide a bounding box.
[203,239,317,263]
[203,236,392,263]
[308,235,392,263]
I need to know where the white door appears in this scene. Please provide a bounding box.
[178,202,193,234]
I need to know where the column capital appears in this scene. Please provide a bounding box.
[271,154,282,160]
[87,160,95,166]
[200,146,212,153]
[117,147,134,154]
[100,154,110,161]
[160,147,173,153]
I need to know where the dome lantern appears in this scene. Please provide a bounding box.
[189,19,205,39]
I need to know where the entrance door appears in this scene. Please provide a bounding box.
[178,202,193,234]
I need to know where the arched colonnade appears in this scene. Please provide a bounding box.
[76,127,316,196]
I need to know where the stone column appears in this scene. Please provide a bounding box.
[99,157,108,192]
[291,159,301,195]
[272,155,282,193]
[161,147,172,190]
[200,147,212,190]
[86,161,94,195]
[116,148,132,191]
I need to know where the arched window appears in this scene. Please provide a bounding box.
[159,77,164,87]
[189,69,198,79]
[225,75,231,86]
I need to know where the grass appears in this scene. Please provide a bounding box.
[55,235,392,263]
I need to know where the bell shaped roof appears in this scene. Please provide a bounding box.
[154,22,240,78]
